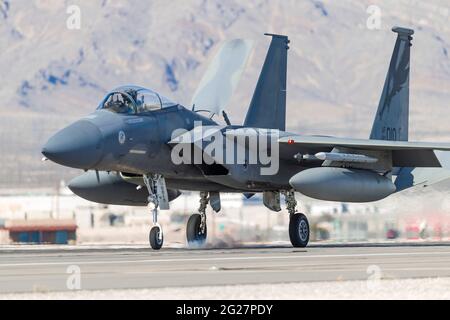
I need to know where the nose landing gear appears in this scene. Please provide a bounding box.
[143,174,168,250]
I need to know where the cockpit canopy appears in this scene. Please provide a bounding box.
[99,86,177,114]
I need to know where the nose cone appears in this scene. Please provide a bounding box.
[42,120,103,169]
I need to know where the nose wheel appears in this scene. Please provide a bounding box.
[149,225,163,250]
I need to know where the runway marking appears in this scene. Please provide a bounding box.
[1,251,450,268]
[121,266,450,276]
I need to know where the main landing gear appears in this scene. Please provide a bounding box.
[142,178,308,249]
[143,174,166,250]
[285,191,310,248]
[186,191,209,248]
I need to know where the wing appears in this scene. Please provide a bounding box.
[279,135,450,167]
[280,135,450,151]
[191,39,254,116]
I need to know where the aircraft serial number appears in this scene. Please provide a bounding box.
[383,126,402,141]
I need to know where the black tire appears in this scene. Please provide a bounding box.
[186,214,207,247]
[149,226,163,250]
[289,213,310,248]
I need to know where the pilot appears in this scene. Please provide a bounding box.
[109,93,128,113]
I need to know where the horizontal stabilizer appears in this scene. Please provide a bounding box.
[395,167,450,192]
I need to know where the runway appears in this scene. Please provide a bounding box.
[1,243,450,294]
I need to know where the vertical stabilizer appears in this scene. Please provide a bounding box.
[191,39,254,116]
[244,34,289,131]
[370,27,414,141]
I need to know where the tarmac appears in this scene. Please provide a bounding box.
[1,242,450,294]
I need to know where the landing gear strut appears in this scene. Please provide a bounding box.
[144,174,164,250]
[186,192,209,248]
[285,191,310,248]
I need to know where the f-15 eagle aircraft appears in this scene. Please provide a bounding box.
[42,27,450,250]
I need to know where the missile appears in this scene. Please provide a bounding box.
[314,152,378,163]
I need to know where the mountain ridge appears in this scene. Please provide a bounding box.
[0,0,449,188]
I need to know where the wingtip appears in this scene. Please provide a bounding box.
[392,26,415,36]
[264,33,289,40]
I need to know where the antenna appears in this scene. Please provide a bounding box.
[222,111,232,126]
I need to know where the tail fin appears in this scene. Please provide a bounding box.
[244,34,289,131]
[370,27,414,141]
[191,39,254,116]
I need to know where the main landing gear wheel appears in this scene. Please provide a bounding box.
[289,213,310,248]
[149,225,163,250]
[187,213,207,248]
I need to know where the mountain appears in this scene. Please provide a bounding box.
[0,0,449,188]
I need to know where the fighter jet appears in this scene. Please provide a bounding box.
[42,27,450,250]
